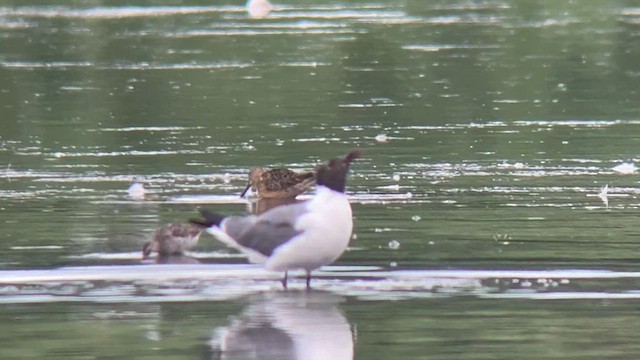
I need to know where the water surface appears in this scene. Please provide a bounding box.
[2,0,640,358]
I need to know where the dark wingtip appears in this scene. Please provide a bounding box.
[343,149,362,164]
[189,209,226,228]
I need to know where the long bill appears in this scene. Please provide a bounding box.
[240,182,252,198]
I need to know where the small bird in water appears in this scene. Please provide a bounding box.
[142,223,205,259]
[191,150,361,289]
[241,168,315,199]
[246,0,273,19]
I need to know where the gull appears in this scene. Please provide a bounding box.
[191,150,361,289]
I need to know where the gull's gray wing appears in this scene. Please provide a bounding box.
[234,202,309,257]
[223,215,258,240]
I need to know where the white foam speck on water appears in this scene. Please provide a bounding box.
[387,240,401,250]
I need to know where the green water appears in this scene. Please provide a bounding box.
[2,0,640,358]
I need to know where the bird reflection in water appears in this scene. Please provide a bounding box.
[246,197,300,215]
[206,291,354,360]
[151,255,201,264]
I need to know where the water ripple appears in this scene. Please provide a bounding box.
[1,266,639,304]
[0,6,236,19]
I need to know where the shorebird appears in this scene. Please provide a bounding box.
[246,0,273,19]
[191,150,361,289]
[241,168,315,199]
[142,223,205,259]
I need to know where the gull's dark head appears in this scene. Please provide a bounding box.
[315,150,362,193]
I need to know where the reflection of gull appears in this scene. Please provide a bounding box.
[207,292,353,360]
[246,0,273,19]
[612,162,637,174]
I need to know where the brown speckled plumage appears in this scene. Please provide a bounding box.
[241,168,315,199]
[142,223,204,258]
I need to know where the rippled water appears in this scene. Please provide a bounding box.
[2,0,640,358]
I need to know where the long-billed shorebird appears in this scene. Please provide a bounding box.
[142,223,205,258]
[241,168,315,199]
[192,150,361,289]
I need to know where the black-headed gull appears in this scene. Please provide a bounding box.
[192,150,361,289]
